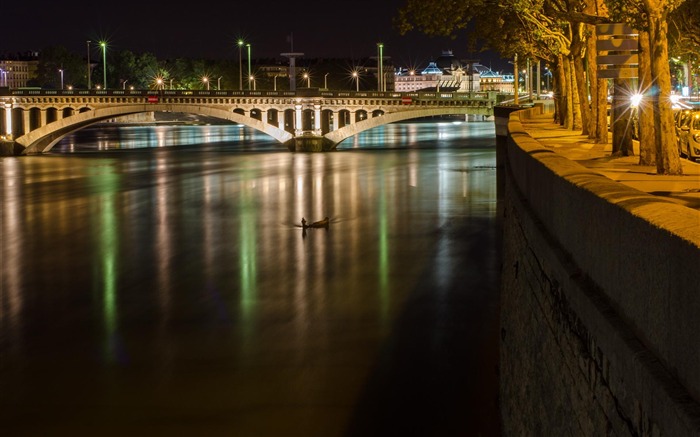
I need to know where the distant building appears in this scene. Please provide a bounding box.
[0,52,39,88]
[479,69,515,94]
[394,50,487,93]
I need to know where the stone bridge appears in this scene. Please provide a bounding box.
[0,88,499,155]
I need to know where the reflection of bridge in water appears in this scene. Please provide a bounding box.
[0,89,501,154]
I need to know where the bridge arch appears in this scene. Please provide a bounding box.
[324,107,487,149]
[14,104,293,154]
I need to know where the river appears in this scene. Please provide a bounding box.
[1,118,502,437]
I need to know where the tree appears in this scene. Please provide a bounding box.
[397,0,686,174]
[606,0,686,174]
[35,46,84,89]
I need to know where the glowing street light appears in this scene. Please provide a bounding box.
[156,78,163,90]
[250,75,256,91]
[352,71,359,92]
[59,68,64,89]
[100,41,107,89]
[303,72,310,88]
[246,43,251,90]
[377,42,384,91]
[237,39,244,90]
[203,76,209,90]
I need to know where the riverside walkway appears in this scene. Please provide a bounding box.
[519,112,700,211]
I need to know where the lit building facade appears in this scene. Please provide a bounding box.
[0,53,39,89]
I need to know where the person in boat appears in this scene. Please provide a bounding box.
[301,217,329,228]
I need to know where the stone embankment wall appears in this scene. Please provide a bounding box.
[499,106,700,436]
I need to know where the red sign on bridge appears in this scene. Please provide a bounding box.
[147,95,159,103]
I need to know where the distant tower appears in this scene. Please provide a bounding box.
[281,53,304,91]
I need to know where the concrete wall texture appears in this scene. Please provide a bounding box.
[499,107,700,436]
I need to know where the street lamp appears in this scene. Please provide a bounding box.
[203,76,209,90]
[324,73,329,90]
[352,71,359,91]
[100,41,107,89]
[377,42,384,91]
[86,40,91,89]
[59,68,64,90]
[156,78,163,90]
[274,74,279,91]
[238,40,244,91]
[170,78,174,90]
[249,75,256,91]
[217,76,222,90]
[123,79,128,90]
[303,72,310,88]
[246,43,251,90]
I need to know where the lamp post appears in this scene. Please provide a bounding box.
[170,78,174,89]
[250,75,256,91]
[123,79,128,90]
[238,40,244,90]
[303,72,310,88]
[274,74,279,91]
[86,40,91,89]
[377,42,384,91]
[246,44,251,90]
[217,76,222,90]
[0,69,5,87]
[352,71,359,92]
[59,68,64,90]
[203,76,209,90]
[156,78,163,90]
[324,73,329,90]
[100,41,107,89]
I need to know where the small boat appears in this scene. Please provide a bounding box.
[302,217,329,229]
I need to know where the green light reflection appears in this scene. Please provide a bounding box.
[239,186,257,326]
[96,174,119,363]
[378,181,389,322]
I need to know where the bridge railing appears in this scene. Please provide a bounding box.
[1,88,501,102]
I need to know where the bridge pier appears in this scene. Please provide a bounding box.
[287,135,335,152]
[0,139,20,156]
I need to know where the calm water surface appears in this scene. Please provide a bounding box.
[1,120,502,437]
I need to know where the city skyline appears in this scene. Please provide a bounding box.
[3,0,511,71]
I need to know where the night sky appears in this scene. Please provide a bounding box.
[4,0,510,71]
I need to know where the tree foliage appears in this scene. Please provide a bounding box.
[396,0,688,174]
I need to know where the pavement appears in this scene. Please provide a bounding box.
[520,112,700,212]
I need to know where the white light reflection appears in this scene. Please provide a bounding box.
[155,154,172,323]
[2,158,24,339]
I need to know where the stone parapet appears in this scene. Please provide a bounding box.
[499,107,700,436]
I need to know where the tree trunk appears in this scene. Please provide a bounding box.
[570,57,582,130]
[556,56,568,126]
[562,55,574,129]
[573,23,591,135]
[638,30,656,165]
[586,23,599,140]
[647,4,683,174]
